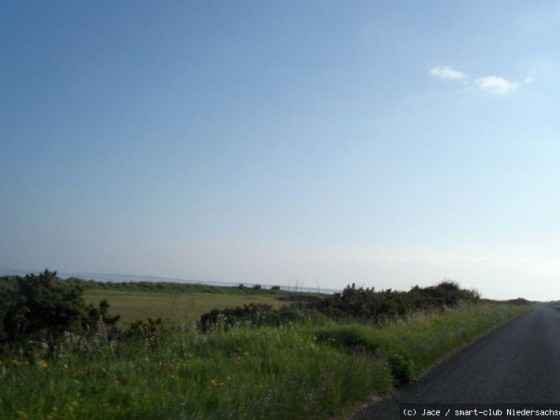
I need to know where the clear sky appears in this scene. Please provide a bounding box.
[2,1,560,300]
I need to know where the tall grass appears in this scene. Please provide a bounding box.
[0,303,528,419]
[315,303,529,384]
[1,325,391,419]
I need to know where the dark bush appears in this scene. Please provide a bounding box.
[199,303,273,331]
[1,270,119,345]
[126,317,165,345]
[127,317,164,335]
[504,298,532,305]
[384,350,416,385]
[85,298,120,329]
[198,304,307,332]
[308,281,479,324]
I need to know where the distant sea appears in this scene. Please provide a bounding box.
[0,267,339,294]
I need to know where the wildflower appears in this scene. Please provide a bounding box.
[210,379,222,388]
[41,360,49,369]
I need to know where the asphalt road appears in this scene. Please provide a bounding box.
[355,306,560,419]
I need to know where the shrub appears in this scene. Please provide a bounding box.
[199,303,273,331]
[384,350,416,385]
[504,298,532,305]
[308,281,479,324]
[198,304,308,332]
[126,317,165,345]
[85,299,120,329]
[127,317,165,336]
[1,270,119,346]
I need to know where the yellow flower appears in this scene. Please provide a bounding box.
[41,360,49,369]
[210,379,222,388]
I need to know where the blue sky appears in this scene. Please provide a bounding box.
[2,1,560,300]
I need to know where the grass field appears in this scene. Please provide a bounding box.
[84,288,286,323]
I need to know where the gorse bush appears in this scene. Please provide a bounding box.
[409,281,481,308]
[0,270,119,348]
[308,281,480,324]
[198,303,311,331]
[126,317,166,346]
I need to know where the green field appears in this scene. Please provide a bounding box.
[84,288,286,323]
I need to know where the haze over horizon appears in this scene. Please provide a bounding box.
[2,1,560,301]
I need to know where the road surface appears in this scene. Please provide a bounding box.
[355,306,560,419]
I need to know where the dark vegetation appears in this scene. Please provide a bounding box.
[198,280,481,331]
[311,281,480,323]
[0,270,119,349]
[199,303,310,332]
[500,297,533,305]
